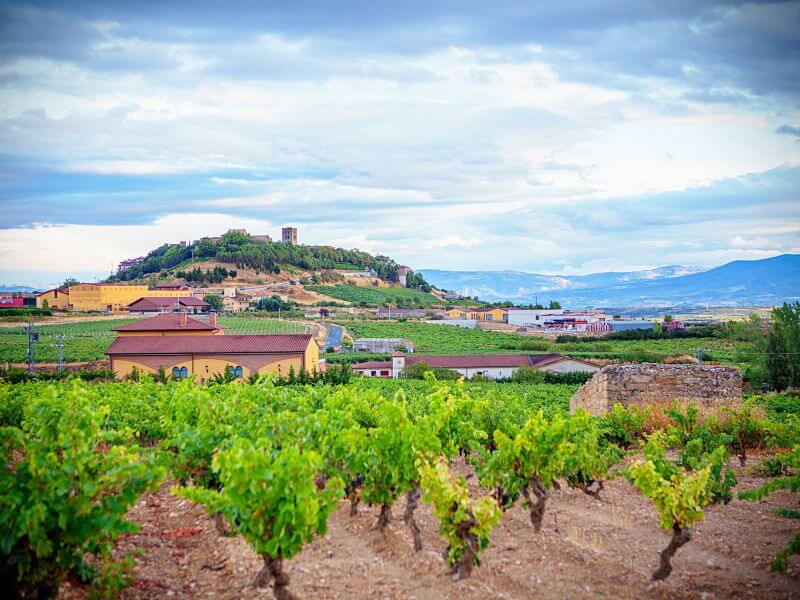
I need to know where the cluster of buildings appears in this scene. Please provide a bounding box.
[105,312,321,381]
[435,307,653,333]
[351,352,599,379]
[34,282,269,314]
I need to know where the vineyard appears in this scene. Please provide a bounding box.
[305,285,443,307]
[0,317,310,364]
[1,377,798,599]
[339,321,753,366]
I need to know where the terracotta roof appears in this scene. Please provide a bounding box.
[128,296,209,310]
[352,361,392,370]
[106,334,313,355]
[404,353,573,369]
[112,313,220,332]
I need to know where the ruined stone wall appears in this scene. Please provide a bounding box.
[570,363,743,416]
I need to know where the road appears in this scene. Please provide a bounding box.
[324,323,343,350]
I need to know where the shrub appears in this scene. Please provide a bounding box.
[0,390,165,597]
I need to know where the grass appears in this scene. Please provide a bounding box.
[306,284,442,306]
[0,316,309,363]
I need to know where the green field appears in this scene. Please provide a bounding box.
[306,284,442,306]
[337,320,756,371]
[0,316,309,363]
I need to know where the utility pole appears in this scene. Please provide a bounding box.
[697,349,703,364]
[26,322,37,374]
[56,334,65,373]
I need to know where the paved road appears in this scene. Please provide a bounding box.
[324,323,343,350]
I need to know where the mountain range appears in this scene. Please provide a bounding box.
[420,254,800,308]
[0,284,42,293]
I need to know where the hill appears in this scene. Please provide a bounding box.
[420,254,800,308]
[106,230,434,305]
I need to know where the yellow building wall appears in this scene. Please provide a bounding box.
[36,289,70,310]
[480,309,508,321]
[304,338,320,372]
[68,284,190,312]
[111,354,307,381]
[256,357,304,377]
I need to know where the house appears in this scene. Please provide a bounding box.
[0,297,25,308]
[35,288,70,310]
[351,352,599,379]
[127,296,210,314]
[223,295,251,312]
[281,227,298,244]
[106,333,320,381]
[353,338,414,353]
[444,307,507,322]
[112,312,223,336]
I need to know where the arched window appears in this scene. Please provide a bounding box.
[234,366,243,378]
[180,367,188,378]
[172,367,180,378]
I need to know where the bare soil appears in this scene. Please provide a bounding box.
[60,456,799,599]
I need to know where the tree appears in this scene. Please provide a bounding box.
[205,294,223,312]
[61,278,78,290]
[548,300,561,310]
[765,302,800,391]
[663,314,674,323]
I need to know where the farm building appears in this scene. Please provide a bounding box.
[35,288,70,310]
[444,307,508,321]
[351,352,599,379]
[0,297,25,308]
[66,284,189,312]
[353,338,414,353]
[112,313,223,336]
[127,296,210,314]
[106,333,320,382]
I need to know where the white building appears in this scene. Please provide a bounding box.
[351,352,600,379]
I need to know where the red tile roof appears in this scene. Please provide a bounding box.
[112,313,221,332]
[351,354,590,371]
[352,361,392,370]
[128,296,209,310]
[405,354,568,369]
[36,288,69,296]
[106,334,313,355]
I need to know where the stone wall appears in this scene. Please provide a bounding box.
[570,363,743,415]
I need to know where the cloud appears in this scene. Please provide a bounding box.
[776,124,800,137]
[1,1,799,281]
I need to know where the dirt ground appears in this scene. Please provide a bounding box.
[60,455,799,599]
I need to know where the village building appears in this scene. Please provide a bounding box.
[351,352,599,379]
[107,333,320,381]
[127,296,210,314]
[65,284,189,312]
[443,307,508,321]
[35,288,70,310]
[0,297,25,308]
[106,312,320,380]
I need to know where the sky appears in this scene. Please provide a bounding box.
[1,1,799,288]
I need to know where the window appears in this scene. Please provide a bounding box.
[380,370,389,377]
[172,367,180,378]
[180,367,188,378]
[234,365,243,378]
[173,366,188,379]
[371,370,377,376]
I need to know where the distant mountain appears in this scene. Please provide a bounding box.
[420,255,800,308]
[0,284,41,293]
